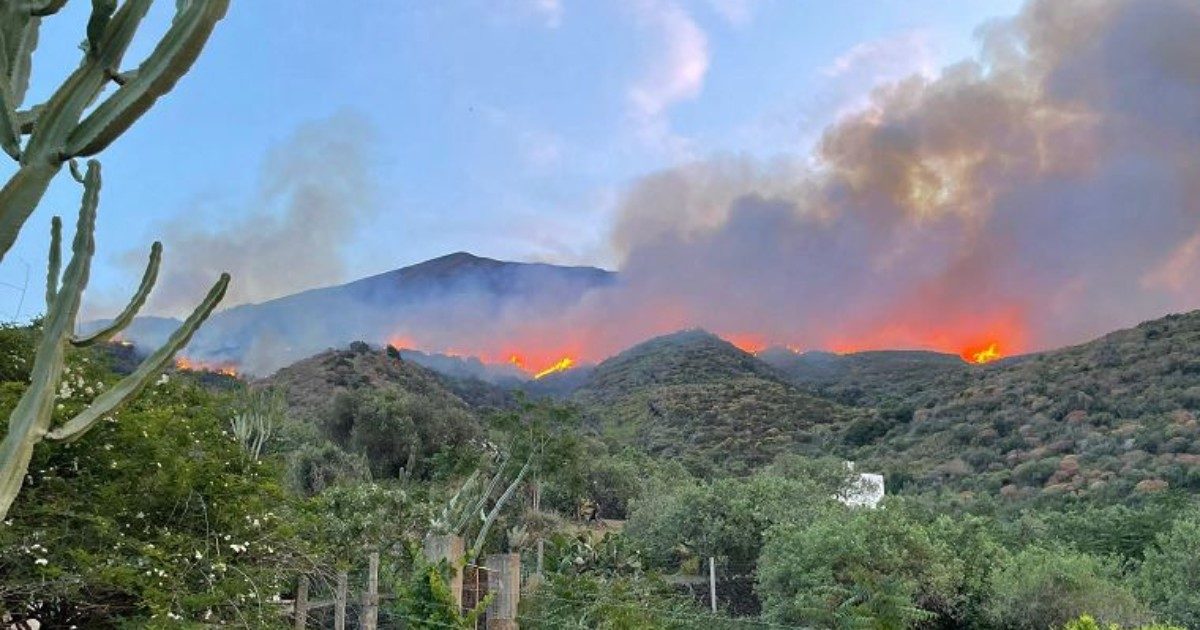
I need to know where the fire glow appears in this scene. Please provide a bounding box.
[533,357,575,380]
[174,356,238,377]
[963,342,1002,365]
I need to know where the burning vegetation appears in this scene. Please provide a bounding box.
[174,356,239,377]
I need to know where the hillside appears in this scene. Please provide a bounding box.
[104,252,615,376]
[847,311,1200,505]
[572,330,857,475]
[264,341,474,424]
[760,348,971,407]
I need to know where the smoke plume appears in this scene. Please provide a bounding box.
[133,111,376,315]
[140,0,1200,376]
[594,0,1200,359]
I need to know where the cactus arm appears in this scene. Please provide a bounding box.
[47,271,228,442]
[0,79,22,160]
[456,453,510,534]
[470,454,533,559]
[22,0,149,164]
[8,14,39,106]
[0,161,59,262]
[67,0,229,157]
[0,0,148,262]
[70,240,159,347]
[0,160,98,519]
[45,215,60,309]
[27,1,70,18]
[86,0,118,56]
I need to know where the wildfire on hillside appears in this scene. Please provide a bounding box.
[174,356,239,377]
[963,342,1002,365]
[533,357,575,380]
[725,333,767,355]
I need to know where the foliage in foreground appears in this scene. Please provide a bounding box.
[0,352,306,626]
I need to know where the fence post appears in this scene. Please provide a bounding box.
[423,534,465,609]
[486,553,520,630]
[361,552,379,630]
[708,557,717,614]
[536,539,544,577]
[334,571,348,630]
[294,575,309,630]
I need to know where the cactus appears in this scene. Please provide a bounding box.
[0,1,231,520]
[0,0,230,260]
[429,450,534,558]
[231,388,282,461]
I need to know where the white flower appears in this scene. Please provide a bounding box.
[34,558,47,566]
[194,550,203,560]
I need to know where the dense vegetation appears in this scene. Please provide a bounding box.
[5,310,1200,627]
[573,330,856,476]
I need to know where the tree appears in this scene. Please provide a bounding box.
[0,0,231,520]
[757,506,962,629]
[986,546,1148,630]
[323,388,479,480]
[1135,515,1200,627]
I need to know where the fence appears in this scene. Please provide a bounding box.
[287,537,756,629]
[288,537,522,629]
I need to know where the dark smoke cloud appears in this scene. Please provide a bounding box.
[599,0,1200,357]
[131,111,376,315]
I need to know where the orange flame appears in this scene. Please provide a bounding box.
[174,356,239,377]
[724,332,766,355]
[533,357,575,380]
[963,342,1002,364]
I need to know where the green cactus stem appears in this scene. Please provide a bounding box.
[0,160,229,519]
[0,0,231,521]
[0,0,229,262]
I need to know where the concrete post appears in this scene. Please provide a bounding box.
[293,575,309,630]
[334,571,348,630]
[708,557,717,614]
[486,553,521,630]
[361,552,379,630]
[423,534,466,609]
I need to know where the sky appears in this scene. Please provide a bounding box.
[0,0,1025,321]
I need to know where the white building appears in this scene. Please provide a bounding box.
[839,462,885,508]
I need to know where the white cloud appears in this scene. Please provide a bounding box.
[820,30,937,79]
[626,0,710,156]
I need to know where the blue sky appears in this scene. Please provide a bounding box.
[0,0,1024,319]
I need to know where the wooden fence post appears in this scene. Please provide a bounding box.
[293,575,309,630]
[361,552,379,630]
[486,553,520,630]
[334,570,348,630]
[423,534,465,609]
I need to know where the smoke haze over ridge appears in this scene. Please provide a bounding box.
[113,0,1200,375]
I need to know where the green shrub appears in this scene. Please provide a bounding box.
[986,547,1148,629]
[757,506,961,628]
[1135,514,1200,627]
